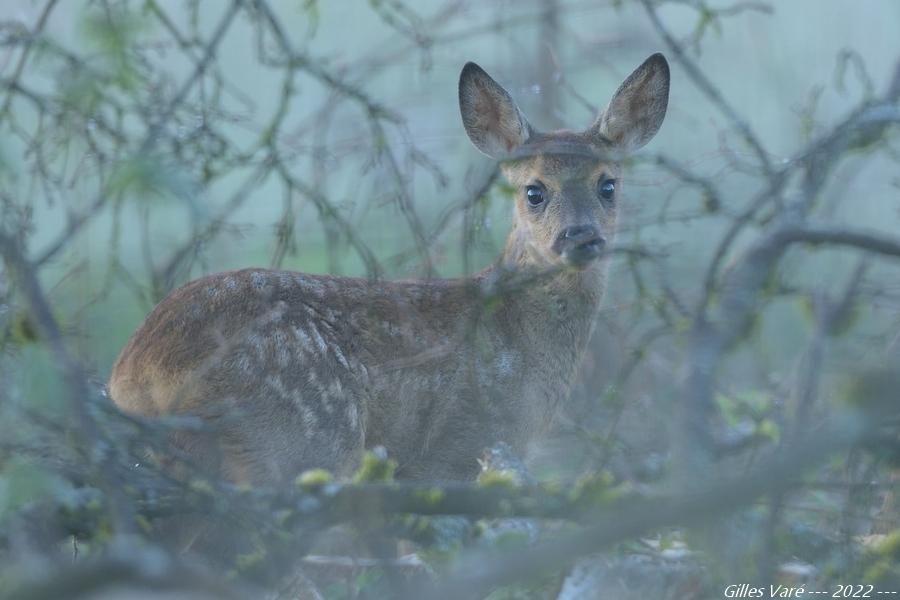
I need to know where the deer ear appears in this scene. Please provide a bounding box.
[592,53,669,154]
[459,62,533,159]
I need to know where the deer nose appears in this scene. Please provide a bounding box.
[558,225,605,249]
[553,225,606,264]
[562,225,598,242]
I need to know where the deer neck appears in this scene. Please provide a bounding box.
[457,227,607,449]
[490,224,608,368]
[498,222,607,303]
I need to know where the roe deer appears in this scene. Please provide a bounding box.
[109,54,669,484]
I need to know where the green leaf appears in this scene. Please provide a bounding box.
[755,419,780,443]
[108,155,196,204]
[300,0,320,36]
[295,468,334,488]
[353,449,397,482]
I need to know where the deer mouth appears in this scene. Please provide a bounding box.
[561,237,606,267]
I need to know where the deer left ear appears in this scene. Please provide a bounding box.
[592,53,670,154]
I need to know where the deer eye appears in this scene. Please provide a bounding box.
[598,178,616,201]
[525,185,545,207]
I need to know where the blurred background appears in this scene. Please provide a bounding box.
[1,1,900,598]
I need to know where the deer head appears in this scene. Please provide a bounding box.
[459,54,670,271]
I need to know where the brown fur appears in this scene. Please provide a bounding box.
[109,55,670,485]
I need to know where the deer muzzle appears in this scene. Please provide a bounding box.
[553,225,606,266]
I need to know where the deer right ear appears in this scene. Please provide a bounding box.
[459,62,533,159]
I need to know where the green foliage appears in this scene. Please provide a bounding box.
[414,486,445,505]
[477,469,520,490]
[11,345,68,416]
[798,85,824,141]
[296,468,334,488]
[754,418,780,444]
[79,5,150,92]
[715,390,773,428]
[862,531,900,584]
[57,69,105,116]
[231,546,268,577]
[354,568,385,596]
[187,478,214,495]
[8,311,39,345]
[570,470,628,507]
[353,450,397,483]
[50,4,150,123]
[108,155,196,204]
[0,459,70,525]
[692,6,724,47]
[298,0,320,36]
